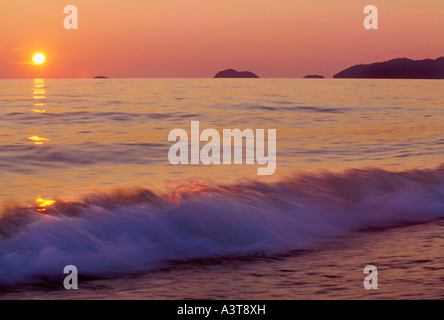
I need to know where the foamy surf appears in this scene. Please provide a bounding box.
[1,167,444,286]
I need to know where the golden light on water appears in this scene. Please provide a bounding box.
[33,53,46,65]
[36,198,56,207]
[32,79,47,112]
[28,136,50,141]
[28,136,50,145]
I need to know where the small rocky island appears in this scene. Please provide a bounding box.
[214,69,259,78]
[303,75,325,79]
[94,76,109,79]
[334,56,444,79]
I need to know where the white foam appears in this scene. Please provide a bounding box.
[1,168,444,285]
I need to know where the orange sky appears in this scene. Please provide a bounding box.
[1,0,443,78]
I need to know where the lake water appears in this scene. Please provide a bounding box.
[0,78,443,299]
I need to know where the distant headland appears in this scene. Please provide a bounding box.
[214,69,259,78]
[303,75,325,79]
[334,57,444,79]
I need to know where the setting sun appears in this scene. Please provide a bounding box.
[33,53,46,65]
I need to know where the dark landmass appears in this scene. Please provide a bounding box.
[334,57,444,79]
[303,75,325,79]
[214,69,259,78]
[94,76,109,79]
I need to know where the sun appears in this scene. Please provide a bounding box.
[33,53,46,65]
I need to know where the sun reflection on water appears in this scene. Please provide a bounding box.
[36,197,56,207]
[35,197,56,212]
[28,136,50,145]
[32,79,47,113]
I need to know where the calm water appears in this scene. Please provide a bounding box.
[0,79,443,299]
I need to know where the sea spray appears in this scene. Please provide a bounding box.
[1,167,444,286]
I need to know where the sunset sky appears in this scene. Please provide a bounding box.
[1,0,443,78]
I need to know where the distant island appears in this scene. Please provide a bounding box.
[334,56,444,79]
[303,75,325,79]
[94,76,109,79]
[214,69,259,78]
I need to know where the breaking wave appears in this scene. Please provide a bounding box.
[1,167,444,286]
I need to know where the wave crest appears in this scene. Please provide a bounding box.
[1,167,444,285]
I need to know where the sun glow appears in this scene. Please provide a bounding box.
[33,53,46,65]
